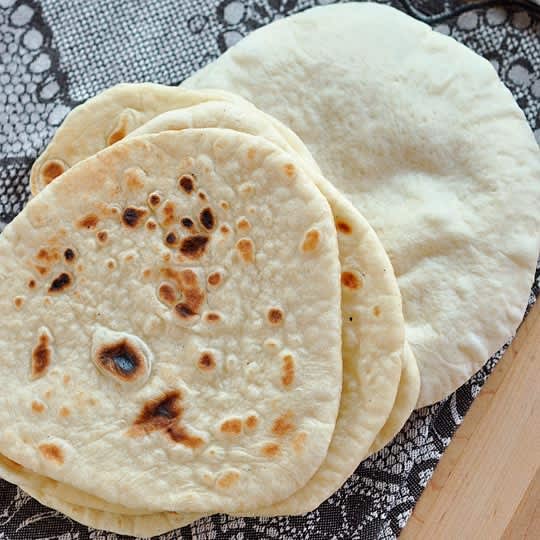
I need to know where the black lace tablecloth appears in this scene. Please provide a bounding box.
[1,1,539,539]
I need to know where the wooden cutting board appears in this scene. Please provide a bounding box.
[401,299,540,540]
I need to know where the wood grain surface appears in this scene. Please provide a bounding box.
[401,299,540,540]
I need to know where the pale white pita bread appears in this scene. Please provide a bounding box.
[183,2,540,407]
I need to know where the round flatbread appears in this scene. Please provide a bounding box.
[183,2,540,407]
[0,128,342,513]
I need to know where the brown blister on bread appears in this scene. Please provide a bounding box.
[13,296,24,309]
[106,259,116,271]
[94,339,147,383]
[336,220,352,234]
[63,248,76,263]
[107,111,131,146]
[198,352,216,371]
[129,390,204,449]
[236,217,251,232]
[48,272,72,293]
[36,248,60,264]
[301,228,320,253]
[267,307,284,326]
[59,406,70,418]
[31,328,53,380]
[283,163,296,179]
[161,200,177,227]
[220,224,231,235]
[373,306,381,317]
[184,288,204,313]
[261,442,281,458]
[220,418,242,435]
[122,206,148,228]
[204,311,221,323]
[31,400,45,413]
[207,271,222,288]
[180,235,209,259]
[178,174,195,194]
[38,443,64,465]
[271,411,295,437]
[341,271,362,290]
[160,269,205,319]
[216,470,240,489]
[77,214,99,230]
[145,219,157,231]
[160,267,184,289]
[181,217,194,229]
[40,159,65,187]
[147,192,162,209]
[245,414,258,430]
[34,265,49,277]
[198,190,208,201]
[199,207,216,231]
[219,200,230,211]
[28,279,37,290]
[96,230,109,244]
[175,303,197,321]
[281,354,295,387]
[236,238,254,263]
[158,283,177,306]
[164,231,179,248]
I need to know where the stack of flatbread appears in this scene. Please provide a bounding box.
[0,3,538,537]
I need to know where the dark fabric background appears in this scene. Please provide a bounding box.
[0,1,539,538]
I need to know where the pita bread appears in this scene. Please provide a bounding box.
[183,2,540,406]
[0,128,343,513]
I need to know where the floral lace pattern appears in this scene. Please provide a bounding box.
[0,1,538,538]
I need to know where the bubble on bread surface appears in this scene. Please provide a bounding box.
[77,214,99,230]
[236,238,254,263]
[341,270,363,290]
[220,418,242,435]
[147,192,162,209]
[335,220,352,234]
[198,351,216,371]
[129,390,205,449]
[301,228,320,253]
[267,307,284,326]
[281,353,295,387]
[199,207,217,231]
[39,159,66,187]
[180,235,209,259]
[272,411,296,437]
[91,327,152,386]
[38,442,64,465]
[122,206,148,228]
[30,327,54,380]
